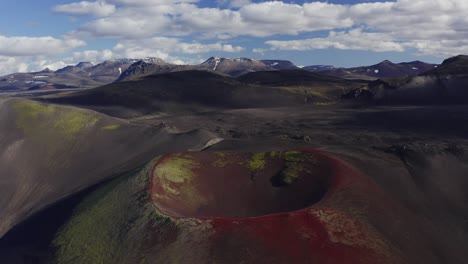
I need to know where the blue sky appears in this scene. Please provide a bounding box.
[0,0,466,74]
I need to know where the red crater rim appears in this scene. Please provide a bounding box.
[150,150,342,219]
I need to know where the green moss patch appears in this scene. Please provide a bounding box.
[247,152,266,171]
[102,124,121,130]
[53,160,173,264]
[14,100,99,140]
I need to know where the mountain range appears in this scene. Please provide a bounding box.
[0,58,162,91]
[344,55,468,104]
[318,60,438,80]
[0,56,442,92]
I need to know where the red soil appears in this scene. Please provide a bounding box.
[149,150,406,263]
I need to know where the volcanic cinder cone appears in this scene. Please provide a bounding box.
[53,149,448,263]
[149,150,407,263]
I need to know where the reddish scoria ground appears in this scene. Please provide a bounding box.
[149,150,407,263]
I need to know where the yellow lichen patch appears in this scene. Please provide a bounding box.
[310,208,397,261]
[283,151,306,163]
[102,124,121,130]
[247,152,266,171]
[154,155,200,184]
[273,151,318,184]
[279,166,302,184]
[214,152,226,158]
[212,152,232,168]
[285,151,319,165]
[153,154,210,211]
[53,111,99,138]
[14,100,99,139]
[14,100,55,130]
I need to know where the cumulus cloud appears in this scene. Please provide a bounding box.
[0,55,72,75]
[409,39,468,58]
[113,37,244,57]
[71,49,115,62]
[108,0,199,5]
[229,0,251,8]
[0,36,86,56]
[265,29,406,53]
[57,0,468,59]
[75,1,354,38]
[253,0,468,57]
[53,1,116,17]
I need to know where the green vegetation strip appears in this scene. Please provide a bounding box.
[14,100,99,139]
[53,159,173,264]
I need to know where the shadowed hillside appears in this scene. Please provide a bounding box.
[44,71,324,118]
[342,56,468,104]
[0,97,220,238]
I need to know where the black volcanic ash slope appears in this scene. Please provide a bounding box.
[0,97,220,238]
[238,70,368,103]
[45,70,320,118]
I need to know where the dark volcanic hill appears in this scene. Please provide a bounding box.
[45,70,311,118]
[199,57,274,77]
[45,70,368,119]
[0,97,219,238]
[342,56,468,104]
[422,55,468,75]
[238,70,367,104]
[260,60,299,70]
[238,69,362,86]
[317,60,438,80]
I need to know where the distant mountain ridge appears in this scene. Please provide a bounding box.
[0,58,162,91]
[260,60,300,70]
[199,57,274,76]
[314,60,438,80]
[0,56,447,92]
[118,57,278,82]
[342,55,468,104]
[302,65,335,71]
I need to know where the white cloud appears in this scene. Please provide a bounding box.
[113,37,244,56]
[408,39,468,57]
[348,0,468,41]
[53,1,116,17]
[0,55,71,76]
[0,36,86,57]
[265,29,406,53]
[254,0,468,57]
[230,0,251,8]
[108,0,199,5]
[71,49,115,62]
[74,1,354,38]
[61,0,467,58]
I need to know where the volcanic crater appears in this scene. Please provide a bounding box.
[150,150,343,219]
